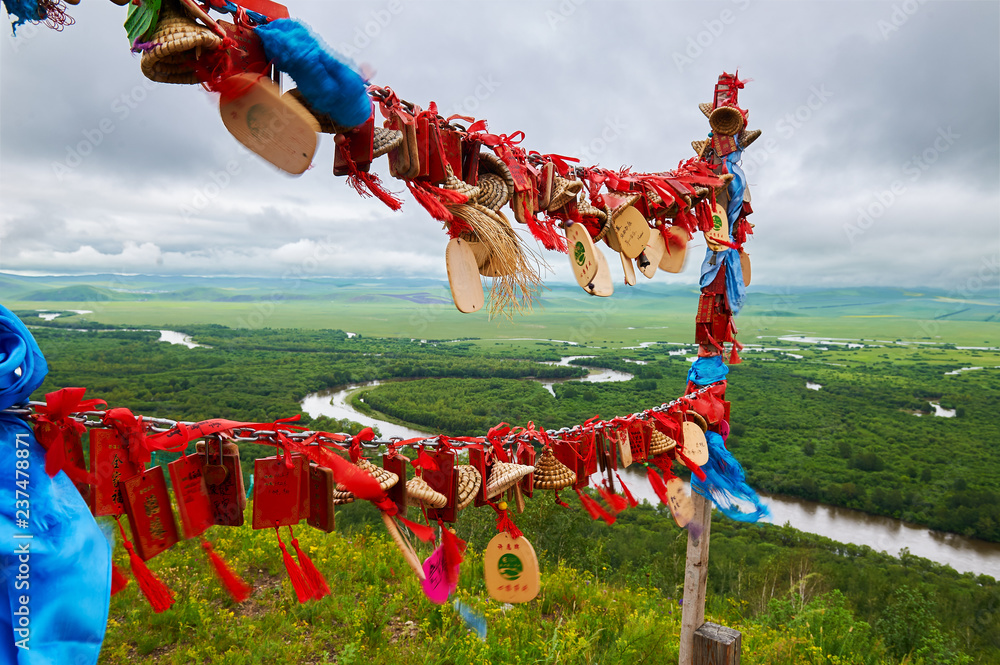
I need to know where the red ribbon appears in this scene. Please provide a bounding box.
[34,388,105,479]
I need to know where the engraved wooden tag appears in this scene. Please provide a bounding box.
[89,428,141,517]
[168,454,214,540]
[382,453,409,517]
[307,464,335,533]
[617,429,633,467]
[252,455,302,530]
[704,203,730,251]
[219,73,319,175]
[638,229,666,279]
[681,421,710,467]
[122,466,180,561]
[446,237,484,314]
[620,252,637,286]
[566,223,599,288]
[585,245,614,297]
[665,477,695,528]
[425,450,457,523]
[484,531,540,603]
[740,250,751,286]
[610,206,650,259]
[659,225,689,273]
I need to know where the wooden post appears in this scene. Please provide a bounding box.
[678,493,713,665]
[693,623,741,664]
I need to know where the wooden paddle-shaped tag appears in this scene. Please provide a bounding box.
[665,477,695,528]
[704,203,730,251]
[610,206,650,259]
[620,252,637,286]
[122,466,180,561]
[219,73,319,175]
[740,250,751,286]
[617,428,632,467]
[637,228,666,279]
[681,421,709,467]
[446,238,484,313]
[585,245,614,297]
[566,223,599,289]
[537,162,555,209]
[386,110,412,178]
[484,531,540,603]
[659,225,689,273]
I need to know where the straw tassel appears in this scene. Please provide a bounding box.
[575,488,616,525]
[615,472,640,508]
[116,518,174,613]
[289,527,330,600]
[201,539,252,603]
[275,528,314,603]
[111,562,130,596]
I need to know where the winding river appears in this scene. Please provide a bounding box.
[300,361,1000,578]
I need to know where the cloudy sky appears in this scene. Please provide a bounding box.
[1,0,997,292]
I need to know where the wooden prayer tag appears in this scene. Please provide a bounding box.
[681,421,710,467]
[333,114,375,175]
[446,237,484,314]
[585,245,614,297]
[89,428,141,517]
[620,251,637,286]
[610,206,651,259]
[386,111,412,178]
[218,20,269,76]
[659,225,689,273]
[424,450,457,523]
[382,453,409,517]
[197,439,246,527]
[617,428,633,467]
[252,455,302,530]
[740,250,751,286]
[638,229,666,279]
[219,73,319,175]
[537,162,555,209]
[518,445,535,498]
[566,222,599,289]
[122,466,180,561]
[294,453,311,520]
[167,453,214,540]
[484,531,540,603]
[415,115,432,180]
[307,464,336,533]
[704,203,730,251]
[468,447,490,508]
[37,421,90,502]
[665,477,695,528]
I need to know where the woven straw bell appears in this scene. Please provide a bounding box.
[485,461,534,499]
[406,475,447,509]
[648,429,677,457]
[356,458,399,491]
[532,447,576,491]
[476,152,515,210]
[455,465,482,510]
[708,106,745,136]
[140,0,223,85]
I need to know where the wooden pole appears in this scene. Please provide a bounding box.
[678,493,713,665]
[693,623,741,665]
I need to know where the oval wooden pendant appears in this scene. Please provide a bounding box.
[566,223,599,289]
[484,531,540,603]
[681,421,709,467]
[740,250,751,286]
[466,238,511,278]
[704,203,730,252]
[446,238,484,313]
[666,477,695,528]
[585,245,614,297]
[610,206,651,259]
[637,230,665,279]
[220,74,319,174]
[659,226,689,273]
[620,252,637,286]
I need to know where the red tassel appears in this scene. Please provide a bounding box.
[616,473,640,508]
[201,539,252,603]
[527,217,567,252]
[440,523,467,587]
[676,450,708,482]
[729,344,741,364]
[397,515,436,543]
[406,181,468,224]
[345,160,403,211]
[575,488,616,525]
[289,527,330,600]
[276,529,314,604]
[598,485,629,513]
[119,527,174,612]
[490,502,524,539]
[111,561,129,596]
[553,491,570,508]
[647,466,671,507]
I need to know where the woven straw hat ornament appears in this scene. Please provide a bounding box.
[406,475,448,509]
[455,464,483,510]
[532,447,576,491]
[140,0,223,85]
[485,461,534,499]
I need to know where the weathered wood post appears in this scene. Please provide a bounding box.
[678,493,713,665]
[693,623,741,665]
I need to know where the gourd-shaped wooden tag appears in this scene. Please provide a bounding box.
[637,229,665,279]
[585,245,614,297]
[665,477,695,528]
[659,226,689,273]
[620,252,637,286]
[704,203,730,251]
[681,421,710,467]
[566,223,599,288]
[740,250,751,286]
[446,237,484,313]
[219,73,319,175]
[484,531,540,603]
[610,206,651,259]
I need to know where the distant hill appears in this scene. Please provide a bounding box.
[21,285,116,302]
